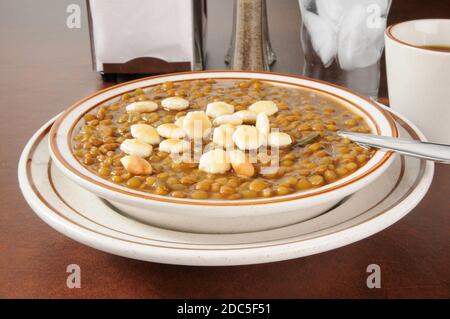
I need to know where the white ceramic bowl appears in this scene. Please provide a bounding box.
[49,71,397,234]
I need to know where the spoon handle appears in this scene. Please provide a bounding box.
[337,131,450,164]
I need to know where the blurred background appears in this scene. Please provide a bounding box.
[1,0,449,105]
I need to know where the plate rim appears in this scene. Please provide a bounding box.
[18,107,434,266]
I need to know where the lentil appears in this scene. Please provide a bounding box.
[74,79,374,200]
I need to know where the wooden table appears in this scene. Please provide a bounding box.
[1,0,449,298]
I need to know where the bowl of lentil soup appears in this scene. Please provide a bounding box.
[49,71,397,233]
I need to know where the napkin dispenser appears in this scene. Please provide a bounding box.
[86,0,206,79]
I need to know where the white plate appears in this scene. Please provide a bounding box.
[18,106,434,266]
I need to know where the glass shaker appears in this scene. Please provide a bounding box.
[225,0,276,71]
[299,0,392,99]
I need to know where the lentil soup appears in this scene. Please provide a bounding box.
[72,79,375,200]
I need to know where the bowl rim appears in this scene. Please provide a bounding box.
[49,70,397,206]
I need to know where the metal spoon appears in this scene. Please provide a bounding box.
[337,131,450,164]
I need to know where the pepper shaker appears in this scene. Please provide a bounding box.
[225,0,276,71]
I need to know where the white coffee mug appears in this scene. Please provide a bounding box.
[385,19,450,144]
